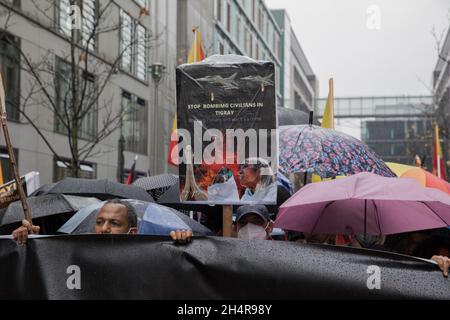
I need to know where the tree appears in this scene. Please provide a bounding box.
[0,0,153,177]
[413,21,450,174]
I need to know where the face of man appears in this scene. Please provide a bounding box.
[239,165,259,189]
[94,203,137,234]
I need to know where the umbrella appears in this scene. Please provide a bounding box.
[31,178,154,202]
[277,107,320,126]
[279,125,396,179]
[277,169,293,194]
[274,172,450,236]
[30,182,56,197]
[133,174,178,201]
[133,174,178,190]
[387,162,450,195]
[1,194,100,225]
[58,199,213,236]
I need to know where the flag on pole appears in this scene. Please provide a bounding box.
[0,72,5,185]
[187,27,205,64]
[321,78,334,129]
[433,124,446,180]
[0,161,4,185]
[126,155,138,185]
[168,27,205,166]
[312,78,335,183]
[168,115,178,166]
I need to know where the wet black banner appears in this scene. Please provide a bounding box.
[0,235,449,300]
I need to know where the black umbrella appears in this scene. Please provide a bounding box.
[58,199,214,236]
[277,107,320,126]
[133,174,179,201]
[133,174,178,191]
[1,194,100,226]
[30,182,56,197]
[31,178,154,202]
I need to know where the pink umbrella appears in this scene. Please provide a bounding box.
[274,172,450,236]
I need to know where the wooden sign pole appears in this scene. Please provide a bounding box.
[0,73,31,223]
[222,205,233,237]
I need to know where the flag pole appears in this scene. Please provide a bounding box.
[0,73,32,223]
[193,27,198,63]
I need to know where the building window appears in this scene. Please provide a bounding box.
[0,33,20,122]
[54,158,96,181]
[3,0,20,8]
[120,10,148,81]
[216,0,222,22]
[55,58,98,140]
[226,1,231,33]
[135,0,149,9]
[57,0,98,51]
[237,15,242,47]
[135,24,147,81]
[0,147,18,183]
[120,10,133,73]
[122,91,148,155]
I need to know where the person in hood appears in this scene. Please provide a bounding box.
[234,205,273,240]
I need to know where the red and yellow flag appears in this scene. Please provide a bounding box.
[433,124,446,180]
[187,27,205,64]
[168,114,178,166]
[168,27,205,166]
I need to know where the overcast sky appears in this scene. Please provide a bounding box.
[266,0,450,98]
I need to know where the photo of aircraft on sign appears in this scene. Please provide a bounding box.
[240,73,274,92]
[195,73,239,90]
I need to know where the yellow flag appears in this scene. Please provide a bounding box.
[321,78,334,129]
[433,124,446,179]
[313,78,334,182]
[0,160,3,185]
[187,27,205,64]
[169,28,206,166]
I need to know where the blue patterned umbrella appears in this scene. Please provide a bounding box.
[279,125,396,179]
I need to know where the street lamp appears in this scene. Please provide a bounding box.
[149,63,166,175]
[150,63,165,83]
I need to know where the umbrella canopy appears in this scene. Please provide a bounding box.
[279,125,396,179]
[132,174,178,201]
[133,174,178,190]
[1,194,100,225]
[387,162,450,195]
[32,178,154,202]
[58,199,213,236]
[274,172,450,236]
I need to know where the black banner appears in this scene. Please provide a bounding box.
[175,55,277,205]
[0,235,449,299]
